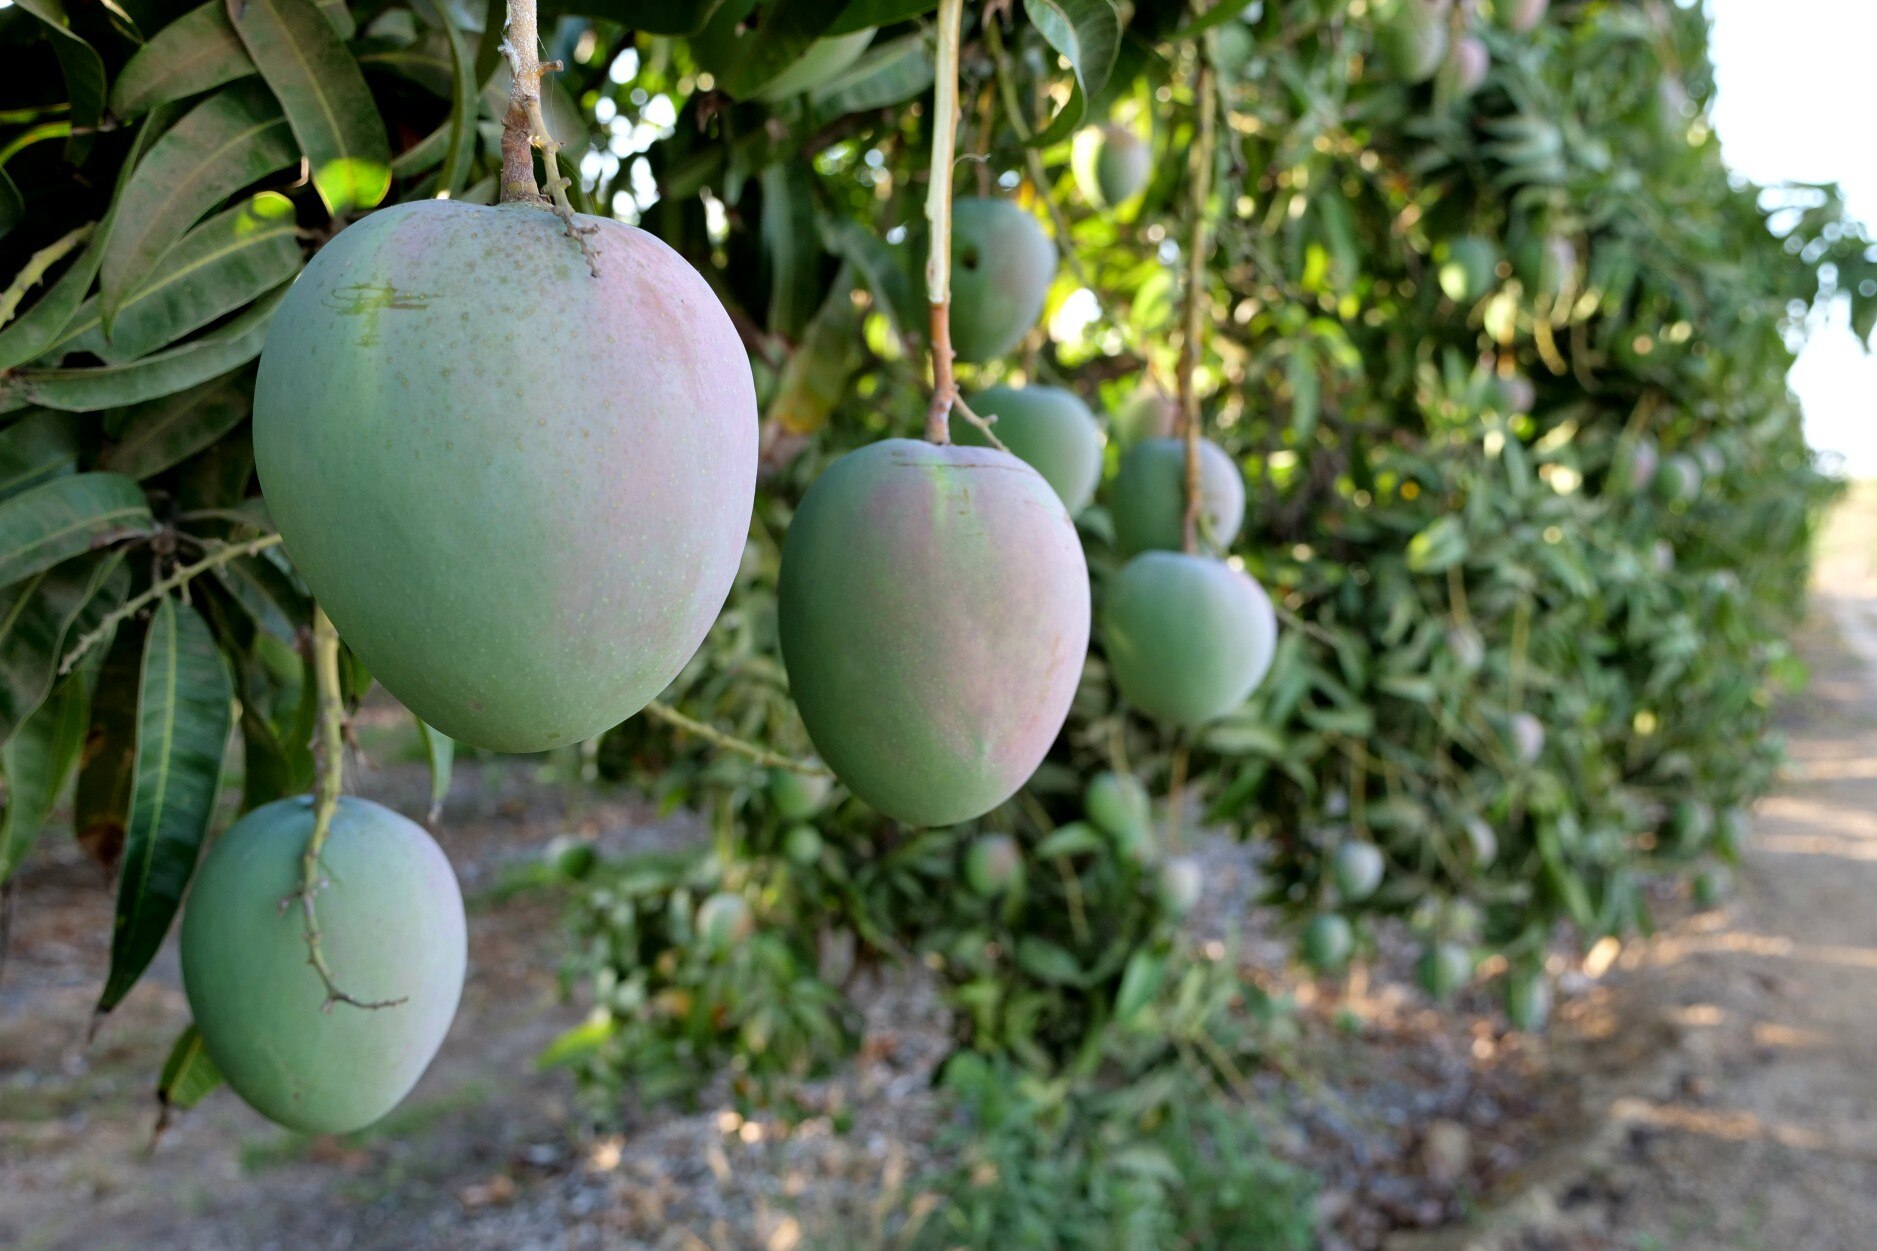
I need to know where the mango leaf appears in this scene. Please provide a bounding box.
[414,716,454,824]
[109,2,256,117]
[98,597,234,1014]
[543,0,722,34]
[0,409,81,501]
[0,677,89,884]
[0,172,20,239]
[1016,935,1087,986]
[57,193,301,364]
[1405,515,1468,574]
[0,474,152,589]
[210,548,308,646]
[829,0,936,35]
[704,0,844,100]
[13,0,106,161]
[8,284,286,413]
[102,374,253,480]
[73,621,145,871]
[764,271,861,436]
[225,0,392,218]
[1021,0,1121,146]
[0,227,103,372]
[412,0,477,199]
[1112,949,1164,1024]
[809,32,934,113]
[760,162,823,341]
[821,217,920,339]
[98,84,297,325]
[155,1023,224,1112]
[0,551,130,750]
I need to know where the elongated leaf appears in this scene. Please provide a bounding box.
[99,84,297,325]
[809,32,934,113]
[0,172,20,239]
[414,717,454,824]
[1022,0,1121,146]
[546,0,724,35]
[102,375,253,480]
[0,677,89,884]
[0,409,81,501]
[226,0,392,217]
[13,0,106,161]
[0,474,152,589]
[412,0,477,198]
[156,1023,224,1110]
[58,194,301,365]
[211,547,308,646]
[7,284,286,413]
[829,0,936,35]
[702,0,844,100]
[73,620,144,870]
[99,597,233,1013]
[821,216,920,337]
[0,228,102,371]
[0,551,129,749]
[110,2,256,117]
[760,162,822,341]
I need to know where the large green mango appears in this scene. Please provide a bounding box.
[948,198,1057,363]
[1108,387,1177,452]
[1375,0,1450,83]
[254,200,757,752]
[955,384,1103,514]
[1102,551,1276,726]
[180,796,465,1134]
[1072,124,1151,209]
[1110,436,1245,556]
[778,439,1090,826]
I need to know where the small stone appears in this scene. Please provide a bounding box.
[1419,1118,1472,1187]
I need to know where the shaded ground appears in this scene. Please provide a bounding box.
[7,495,1877,1249]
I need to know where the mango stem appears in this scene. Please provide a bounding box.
[499,0,600,274]
[922,0,966,444]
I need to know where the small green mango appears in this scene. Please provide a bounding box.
[180,796,466,1134]
[696,891,754,953]
[1084,770,1152,844]
[1110,437,1246,557]
[1303,913,1355,971]
[1103,552,1277,727]
[769,765,832,820]
[965,833,1023,896]
[956,385,1104,514]
[948,198,1058,363]
[1418,941,1475,999]
[1072,124,1151,209]
[1332,842,1386,902]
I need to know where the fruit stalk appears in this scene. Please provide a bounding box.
[499,0,599,269]
[1178,55,1217,554]
[642,699,831,775]
[922,0,965,444]
[298,607,405,1012]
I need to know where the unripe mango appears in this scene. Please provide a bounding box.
[254,200,757,752]
[965,833,1023,896]
[1303,913,1355,971]
[1108,387,1178,452]
[696,891,754,953]
[180,796,466,1134]
[1084,770,1152,844]
[778,440,1090,826]
[1110,437,1245,557]
[1103,552,1277,727]
[1333,842,1385,902]
[1072,124,1151,209]
[956,385,1103,514]
[947,198,1057,363]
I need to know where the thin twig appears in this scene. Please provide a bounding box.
[295,608,406,1012]
[1179,55,1218,555]
[60,533,284,677]
[0,223,93,329]
[922,0,966,444]
[643,700,831,776]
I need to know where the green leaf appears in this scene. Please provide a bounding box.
[0,172,20,239]
[57,193,301,365]
[1021,0,1121,146]
[13,0,107,161]
[821,217,920,339]
[703,0,844,100]
[414,716,454,824]
[808,32,934,113]
[156,1023,225,1110]
[7,284,286,413]
[225,0,392,218]
[0,228,102,372]
[412,0,477,199]
[99,84,298,326]
[1113,949,1164,1023]
[99,596,233,1014]
[1405,515,1467,574]
[102,374,253,480]
[829,0,936,36]
[0,677,89,884]
[0,409,81,501]
[1016,935,1086,986]
[73,620,145,869]
[211,548,308,646]
[0,551,130,750]
[1034,822,1104,857]
[760,162,823,341]
[0,474,153,589]
[110,2,257,118]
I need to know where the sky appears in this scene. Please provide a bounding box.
[1707,0,1877,476]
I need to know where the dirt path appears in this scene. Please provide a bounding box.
[1409,489,1877,1251]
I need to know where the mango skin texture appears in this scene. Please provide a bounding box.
[180,796,466,1134]
[253,200,757,752]
[947,198,1058,364]
[778,440,1091,827]
[1103,551,1277,726]
[1110,437,1246,557]
[955,385,1103,515]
